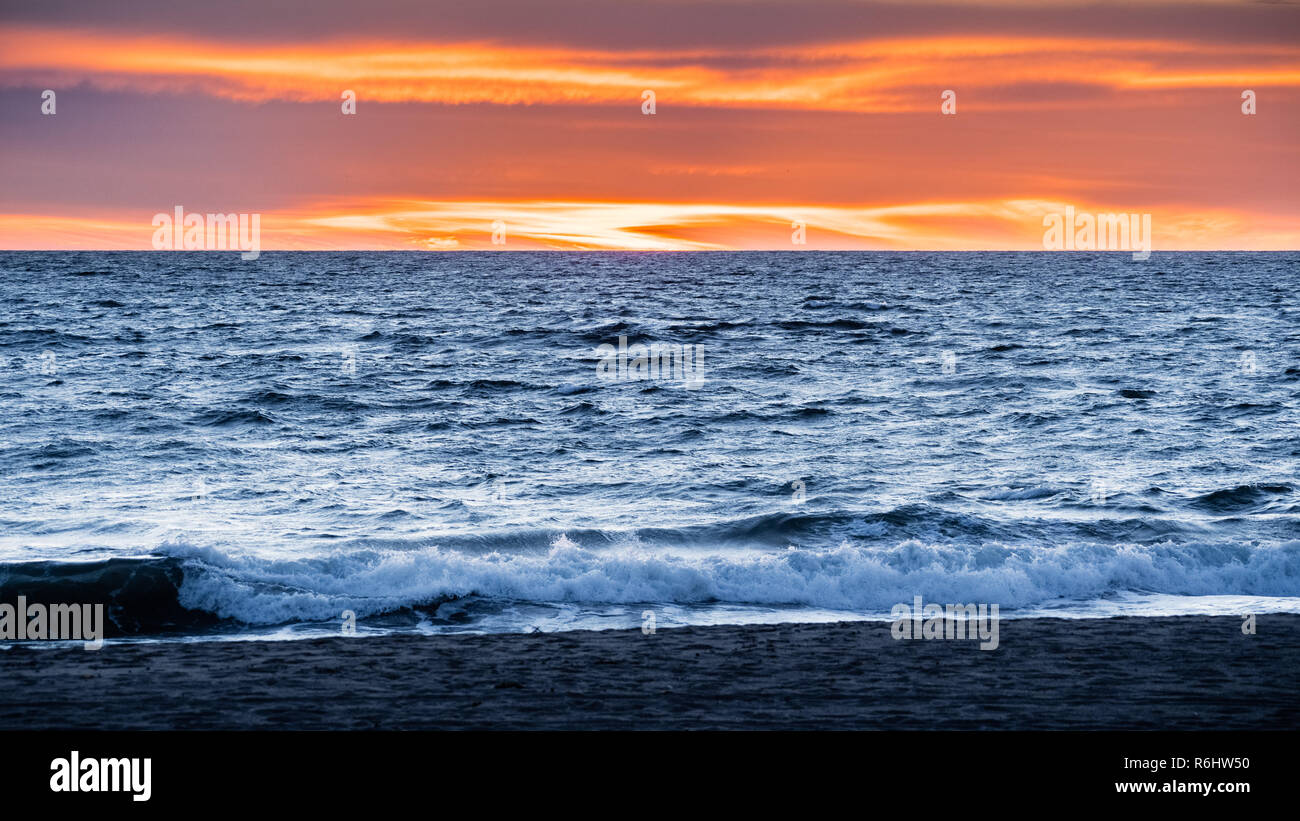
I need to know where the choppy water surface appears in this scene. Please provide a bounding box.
[1,251,1297,640]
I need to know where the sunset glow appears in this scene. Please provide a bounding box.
[2,0,1297,250]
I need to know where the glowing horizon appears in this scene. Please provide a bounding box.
[2,0,1297,251]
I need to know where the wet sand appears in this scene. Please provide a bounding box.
[1,615,1296,730]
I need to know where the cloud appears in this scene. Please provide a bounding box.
[2,26,1297,110]
[3,198,1297,251]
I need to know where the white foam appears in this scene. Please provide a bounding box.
[157,537,1300,625]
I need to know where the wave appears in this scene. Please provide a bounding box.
[1189,483,1293,513]
[663,318,753,333]
[776,318,875,330]
[2,537,1297,635]
[0,557,222,636]
[193,409,277,427]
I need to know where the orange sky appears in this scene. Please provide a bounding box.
[1,0,1297,250]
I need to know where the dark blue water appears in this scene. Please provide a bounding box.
[1,251,1298,640]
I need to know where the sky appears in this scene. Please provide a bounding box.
[1,0,1297,251]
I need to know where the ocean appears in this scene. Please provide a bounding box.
[1,250,1297,642]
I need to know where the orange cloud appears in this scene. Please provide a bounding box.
[2,9,1296,252]
[2,25,1298,111]
[3,199,1296,251]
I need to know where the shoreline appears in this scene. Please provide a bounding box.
[1,615,1296,730]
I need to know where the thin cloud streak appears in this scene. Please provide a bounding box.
[3,27,1298,110]
[3,199,1296,251]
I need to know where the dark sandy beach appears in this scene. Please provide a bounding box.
[1,615,1296,730]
